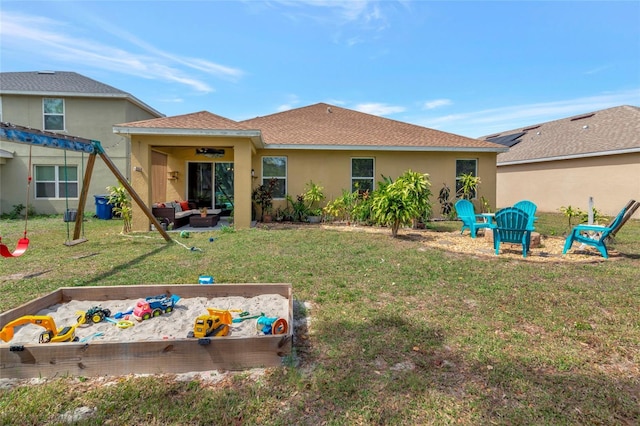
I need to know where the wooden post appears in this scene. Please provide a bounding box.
[72,153,97,241]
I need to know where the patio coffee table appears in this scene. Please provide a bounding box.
[189,214,219,228]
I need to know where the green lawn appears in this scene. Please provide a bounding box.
[1,214,639,425]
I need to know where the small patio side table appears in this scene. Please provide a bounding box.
[480,213,495,225]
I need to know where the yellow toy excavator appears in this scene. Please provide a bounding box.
[0,315,79,343]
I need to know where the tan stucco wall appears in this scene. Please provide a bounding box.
[0,95,159,215]
[253,149,498,217]
[497,153,640,218]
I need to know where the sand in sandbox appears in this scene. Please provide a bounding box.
[1,294,289,345]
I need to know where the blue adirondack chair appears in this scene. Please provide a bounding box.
[455,199,492,238]
[513,200,538,230]
[562,200,639,259]
[492,207,531,257]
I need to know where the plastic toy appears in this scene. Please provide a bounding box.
[76,306,112,324]
[104,317,135,329]
[256,316,289,335]
[232,312,265,323]
[187,308,232,338]
[0,315,80,343]
[113,308,133,319]
[132,294,181,321]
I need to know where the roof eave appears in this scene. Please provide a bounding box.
[113,126,264,149]
[498,147,640,166]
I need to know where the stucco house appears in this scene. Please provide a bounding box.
[0,71,163,215]
[113,103,506,231]
[485,105,640,218]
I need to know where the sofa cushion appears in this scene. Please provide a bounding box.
[179,201,190,211]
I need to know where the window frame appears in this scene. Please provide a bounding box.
[43,98,65,131]
[34,164,79,199]
[455,158,478,199]
[261,156,287,199]
[351,157,375,193]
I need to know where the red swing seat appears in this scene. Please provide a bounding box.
[0,237,30,258]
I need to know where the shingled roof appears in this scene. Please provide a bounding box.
[486,105,640,165]
[240,103,504,151]
[0,71,162,117]
[117,111,247,130]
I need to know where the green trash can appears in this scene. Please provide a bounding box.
[94,195,113,220]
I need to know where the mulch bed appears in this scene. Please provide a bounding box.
[258,222,615,263]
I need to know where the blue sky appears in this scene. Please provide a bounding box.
[1,1,638,138]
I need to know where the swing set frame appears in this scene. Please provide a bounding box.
[0,122,171,256]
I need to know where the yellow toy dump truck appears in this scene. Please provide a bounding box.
[187,308,232,338]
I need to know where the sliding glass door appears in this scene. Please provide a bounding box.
[187,162,213,208]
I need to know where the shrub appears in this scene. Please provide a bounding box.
[370,170,432,237]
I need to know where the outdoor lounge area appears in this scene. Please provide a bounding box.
[151,201,222,230]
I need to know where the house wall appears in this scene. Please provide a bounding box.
[254,149,498,217]
[0,95,159,215]
[497,152,640,218]
[126,134,498,231]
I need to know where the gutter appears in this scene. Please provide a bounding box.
[498,147,640,166]
[262,144,509,153]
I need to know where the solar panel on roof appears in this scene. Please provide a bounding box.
[486,132,525,147]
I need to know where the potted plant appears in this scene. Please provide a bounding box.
[303,181,325,223]
[199,207,208,217]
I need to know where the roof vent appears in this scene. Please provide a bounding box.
[570,113,594,121]
[327,107,332,113]
[583,125,589,129]
[37,70,56,75]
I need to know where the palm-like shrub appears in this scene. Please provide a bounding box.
[371,170,432,237]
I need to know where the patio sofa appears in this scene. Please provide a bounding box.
[152,201,221,229]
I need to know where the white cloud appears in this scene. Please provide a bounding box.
[276,94,301,112]
[423,99,452,110]
[355,102,406,116]
[270,0,391,42]
[418,89,640,137]
[0,11,243,93]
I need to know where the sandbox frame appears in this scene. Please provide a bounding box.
[0,283,293,379]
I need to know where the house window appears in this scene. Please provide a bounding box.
[262,156,287,198]
[34,165,78,199]
[351,158,374,192]
[455,159,478,198]
[43,98,65,131]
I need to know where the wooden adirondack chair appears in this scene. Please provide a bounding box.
[455,199,492,238]
[563,199,639,259]
[492,207,531,257]
[513,200,538,230]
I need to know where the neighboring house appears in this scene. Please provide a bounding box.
[484,105,640,218]
[114,103,506,231]
[0,71,163,215]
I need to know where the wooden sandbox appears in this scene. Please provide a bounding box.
[0,284,292,379]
